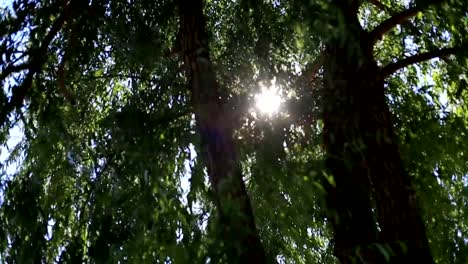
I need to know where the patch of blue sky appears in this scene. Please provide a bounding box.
[0,0,12,9]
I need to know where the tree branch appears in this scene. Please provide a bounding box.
[369,6,422,43]
[0,63,30,81]
[369,0,445,44]
[57,18,81,105]
[380,47,460,78]
[0,1,74,128]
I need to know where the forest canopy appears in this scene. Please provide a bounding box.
[0,0,467,263]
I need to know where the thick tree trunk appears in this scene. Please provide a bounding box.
[322,14,382,263]
[177,0,266,262]
[323,2,434,263]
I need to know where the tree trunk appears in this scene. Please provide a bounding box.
[177,0,266,262]
[322,2,434,263]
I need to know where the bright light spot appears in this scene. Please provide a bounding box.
[255,81,282,115]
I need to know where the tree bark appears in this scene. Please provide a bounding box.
[177,0,266,262]
[322,8,382,263]
[322,2,434,263]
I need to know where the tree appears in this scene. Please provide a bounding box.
[321,1,430,262]
[1,0,467,263]
[177,0,265,261]
[315,0,467,262]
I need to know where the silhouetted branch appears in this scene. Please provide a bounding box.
[0,63,30,81]
[0,1,74,128]
[370,7,421,43]
[380,47,460,78]
[369,0,445,44]
[57,19,81,105]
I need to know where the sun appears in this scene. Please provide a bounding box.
[255,82,282,115]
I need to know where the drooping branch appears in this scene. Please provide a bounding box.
[57,20,81,105]
[380,47,460,78]
[0,1,74,128]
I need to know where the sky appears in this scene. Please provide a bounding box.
[0,0,10,9]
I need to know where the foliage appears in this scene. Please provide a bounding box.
[0,0,467,263]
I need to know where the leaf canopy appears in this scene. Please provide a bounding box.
[0,0,467,263]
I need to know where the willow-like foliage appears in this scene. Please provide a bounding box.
[0,0,467,263]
